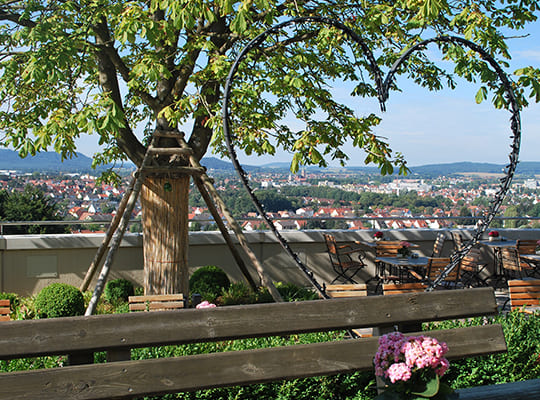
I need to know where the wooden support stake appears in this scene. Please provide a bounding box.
[176,136,282,302]
[85,137,158,315]
[80,174,137,292]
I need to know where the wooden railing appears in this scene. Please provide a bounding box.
[1,288,535,400]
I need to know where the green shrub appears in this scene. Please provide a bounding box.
[275,282,319,302]
[35,283,85,318]
[425,311,540,388]
[189,266,231,302]
[104,278,135,304]
[220,282,258,305]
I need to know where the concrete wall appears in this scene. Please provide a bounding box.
[0,229,537,296]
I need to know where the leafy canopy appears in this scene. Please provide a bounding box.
[0,0,538,176]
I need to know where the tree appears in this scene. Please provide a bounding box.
[0,186,65,234]
[1,0,538,295]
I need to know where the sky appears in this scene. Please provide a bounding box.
[74,19,540,169]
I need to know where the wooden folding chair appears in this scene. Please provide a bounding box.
[431,232,446,257]
[508,279,540,314]
[451,231,464,252]
[374,241,403,283]
[460,248,489,287]
[323,234,366,284]
[501,247,536,280]
[426,257,461,289]
[516,239,538,255]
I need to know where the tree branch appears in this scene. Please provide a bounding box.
[0,9,36,27]
[93,17,146,165]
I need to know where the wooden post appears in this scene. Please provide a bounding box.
[80,173,137,292]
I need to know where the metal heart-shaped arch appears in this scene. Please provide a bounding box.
[222,16,521,293]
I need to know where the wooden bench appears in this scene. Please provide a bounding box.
[382,282,426,295]
[128,294,185,311]
[0,300,10,321]
[0,288,537,400]
[324,283,367,298]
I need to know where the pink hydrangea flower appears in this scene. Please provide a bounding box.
[196,301,216,309]
[387,362,412,383]
[373,332,450,383]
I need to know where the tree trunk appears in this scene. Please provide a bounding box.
[141,175,190,296]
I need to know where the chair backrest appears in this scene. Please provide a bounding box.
[516,239,538,255]
[451,231,464,252]
[427,257,458,283]
[323,233,338,255]
[382,282,427,295]
[0,299,10,321]
[431,232,446,257]
[460,248,483,271]
[508,279,540,310]
[375,241,403,257]
[323,233,342,267]
[501,247,522,272]
[325,284,367,298]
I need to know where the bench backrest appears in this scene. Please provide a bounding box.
[128,294,185,311]
[382,282,427,295]
[325,284,367,298]
[0,299,10,321]
[0,288,505,400]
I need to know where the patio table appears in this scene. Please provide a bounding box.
[478,239,517,286]
[375,255,429,283]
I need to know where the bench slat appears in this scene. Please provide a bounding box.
[457,378,540,400]
[128,294,184,302]
[0,325,506,400]
[0,288,498,359]
[129,302,185,311]
[0,300,10,321]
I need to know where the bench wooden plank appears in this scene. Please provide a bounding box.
[383,283,427,295]
[0,325,506,400]
[457,378,540,400]
[0,299,10,321]
[128,294,185,311]
[325,284,367,298]
[0,288,498,360]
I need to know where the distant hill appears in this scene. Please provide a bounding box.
[0,149,95,172]
[0,149,538,176]
[408,161,540,177]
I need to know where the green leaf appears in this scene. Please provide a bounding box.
[475,86,488,104]
[412,375,440,397]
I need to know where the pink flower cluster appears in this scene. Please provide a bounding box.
[374,332,449,384]
[196,301,216,309]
